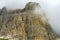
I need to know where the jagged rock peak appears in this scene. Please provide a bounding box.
[0,2,57,40]
[21,2,40,12]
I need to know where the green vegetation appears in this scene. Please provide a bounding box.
[0,38,8,40]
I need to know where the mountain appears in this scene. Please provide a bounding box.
[0,2,57,40]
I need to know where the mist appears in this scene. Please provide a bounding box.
[0,0,60,37]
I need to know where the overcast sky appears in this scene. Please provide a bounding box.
[0,0,60,36]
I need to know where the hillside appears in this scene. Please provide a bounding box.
[0,2,57,40]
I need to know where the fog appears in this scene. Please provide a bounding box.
[0,0,60,36]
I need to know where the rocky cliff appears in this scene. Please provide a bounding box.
[0,2,57,40]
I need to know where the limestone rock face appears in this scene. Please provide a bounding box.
[0,2,57,40]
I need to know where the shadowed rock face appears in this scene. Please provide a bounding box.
[0,2,57,40]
